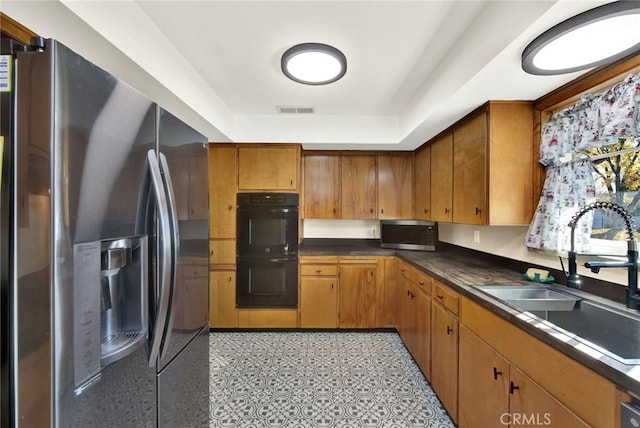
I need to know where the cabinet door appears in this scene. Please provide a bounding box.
[378,153,413,219]
[338,264,377,328]
[303,154,340,219]
[431,302,458,422]
[209,145,236,238]
[300,277,337,328]
[458,326,509,428]
[379,257,398,328]
[509,366,588,428]
[238,146,298,190]
[453,112,487,225]
[341,155,377,219]
[209,239,236,265]
[430,133,453,222]
[413,145,431,220]
[209,270,237,327]
[397,268,412,342]
[413,285,431,379]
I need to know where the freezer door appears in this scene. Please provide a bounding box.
[156,108,209,370]
[157,326,209,427]
[13,40,156,427]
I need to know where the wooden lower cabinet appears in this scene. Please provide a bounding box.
[461,297,629,427]
[379,257,398,328]
[431,300,458,422]
[209,270,237,328]
[338,259,378,328]
[397,262,431,378]
[300,256,339,328]
[459,325,588,428]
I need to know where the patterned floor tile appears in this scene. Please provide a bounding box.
[209,332,455,428]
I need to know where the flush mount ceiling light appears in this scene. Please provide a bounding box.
[522,1,640,75]
[281,43,347,85]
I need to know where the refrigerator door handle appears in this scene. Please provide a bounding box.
[157,152,179,356]
[146,150,172,367]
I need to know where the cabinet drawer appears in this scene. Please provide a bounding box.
[433,280,459,315]
[400,264,432,295]
[300,264,338,276]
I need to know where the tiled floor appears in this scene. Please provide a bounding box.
[209,331,455,427]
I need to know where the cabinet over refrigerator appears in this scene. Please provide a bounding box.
[0,38,209,427]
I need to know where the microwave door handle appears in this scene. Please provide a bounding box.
[157,152,179,356]
[146,150,172,367]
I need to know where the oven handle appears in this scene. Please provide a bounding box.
[268,257,297,263]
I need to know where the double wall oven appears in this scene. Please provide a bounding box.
[236,193,299,307]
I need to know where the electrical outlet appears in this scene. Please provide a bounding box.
[473,230,480,243]
[371,225,377,238]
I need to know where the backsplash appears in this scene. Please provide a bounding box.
[302,219,627,286]
[302,219,380,239]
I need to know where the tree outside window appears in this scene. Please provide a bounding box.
[587,137,640,241]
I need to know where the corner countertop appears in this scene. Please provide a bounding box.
[299,238,640,396]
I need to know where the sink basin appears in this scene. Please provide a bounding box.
[475,284,640,364]
[475,285,580,311]
[530,300,640,364]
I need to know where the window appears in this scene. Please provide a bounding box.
[587,137,640,252]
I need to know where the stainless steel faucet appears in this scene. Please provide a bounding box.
[565,202,640,310]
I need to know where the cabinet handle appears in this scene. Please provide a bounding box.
[333,208,336,214]
[227,205,233,211]
[370,208,374,214]
[446,325,453,335]
[437,294,444,300]
[509,381,519,394]
[444,208,450,214]
[227,276,232,283]
[331,283,334,289]
[418,281,425,286]
[424,208,428,213]
[290,179,293,187]
[316,270,322,274]
[493,367,502,380]
[407,290,411,296]
[381,208,384,214]
[475,207,482,215]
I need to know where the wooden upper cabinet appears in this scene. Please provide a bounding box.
[453,112,487,225]
[430,133,453,222]
[209,145,237,239]
[432,101,534,226]
[486,102,534,225]
[237,145,299,190]
[377,153,413,219]
[413,145,431,220]
[303,154,341,219]
[341,154,377,219]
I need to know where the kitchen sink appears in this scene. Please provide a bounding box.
[475,284,640,364]
[530,300,640,364]
[475,285,580,311]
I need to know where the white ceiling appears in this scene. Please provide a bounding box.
[2,0,615,150]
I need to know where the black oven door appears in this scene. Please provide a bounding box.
[237,206,298,256]
[236,256,298,307]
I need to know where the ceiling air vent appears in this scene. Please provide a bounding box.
[277,106,315,114]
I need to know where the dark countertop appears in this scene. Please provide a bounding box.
[300,238,640,396]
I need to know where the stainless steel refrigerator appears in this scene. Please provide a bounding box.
[0,38,209,427]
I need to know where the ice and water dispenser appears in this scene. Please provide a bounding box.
[73,235,148,394]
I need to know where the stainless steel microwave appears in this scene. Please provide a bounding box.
[380,220,437,251]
